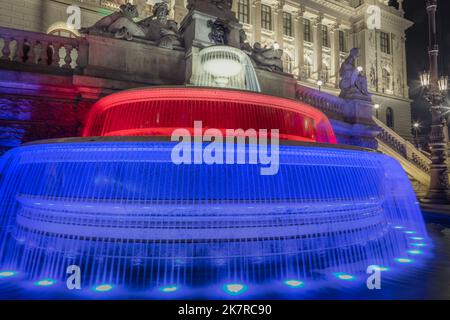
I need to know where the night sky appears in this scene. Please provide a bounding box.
[403,0,450,134]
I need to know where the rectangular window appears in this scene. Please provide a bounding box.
[380,32,391,54]
[261,4,272,30]
[303,19,311,42]
[339,30,345,52]
[238,0,250,24]
[322,25,329,47]
[282,12,292,36]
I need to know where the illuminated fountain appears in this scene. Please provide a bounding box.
[0,85,428,297]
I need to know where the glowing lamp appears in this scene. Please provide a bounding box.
[0,271,16,278]
[334,272,355,281]
[160,285,178,293]
[93,284,113,292]
[284,280,304,288]
[420,71,430,87]
[407,250,423,255]
[395,258,412,263]
[438,76,448,92]
[35,279,56,286]
[224,283,248,295]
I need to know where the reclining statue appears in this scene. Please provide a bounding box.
[250,42,283,73]
[80,3,145,41]
[137,2,182,49]
[80,2,182,48]
[339,48,370,99]
[238,29,283,72]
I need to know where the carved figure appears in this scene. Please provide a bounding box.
[80,3,145,40]
[339,48,370,99]
[207,19,230,45]
[239,29,253,53]
[250,42,283,72]
[137,2,182,49]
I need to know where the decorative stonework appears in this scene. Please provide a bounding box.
[207,19,230,44]
[80,2,182,49]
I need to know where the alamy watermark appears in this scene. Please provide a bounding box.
[170,121,280,176]
[66,5,81,30]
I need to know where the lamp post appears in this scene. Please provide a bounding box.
[413,122,420,148]
[420,0,450,203]
[317,79,323,92]
[374,103,380,119]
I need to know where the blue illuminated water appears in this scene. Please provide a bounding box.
[0,140,433,299]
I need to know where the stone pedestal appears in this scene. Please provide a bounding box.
[256,69,296,99]
[82,35,185,85]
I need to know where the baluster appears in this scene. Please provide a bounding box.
[38,41,48,65]
[51,43,61,67]
[1,38,11,60]
[13,38,24,62]
[63,44,73,68]
[26,39,35,64]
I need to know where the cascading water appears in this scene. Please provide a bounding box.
[191,45,261,92]
[0,87,429,298]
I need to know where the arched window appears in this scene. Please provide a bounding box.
[386,107,394,128]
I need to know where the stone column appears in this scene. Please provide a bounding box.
[313,14,323,80]
[330,22,340,88]
[252,0,262,43]
[294,7,305,77]
[273,0,284,48]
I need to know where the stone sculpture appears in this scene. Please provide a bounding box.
[207,19,230,45]
[137,2,182,49]
[339,48,370,99]
[238,29,283,72]
[250,43,283,72]
[80,3,145,41]
[80,2,182,48]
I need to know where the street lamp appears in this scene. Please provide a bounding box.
[420,0,450,203]
[317,79,323,92]
[413,122,420,148]
[374,103,380,119]
[438,76,448,92]
[420,71,430,87]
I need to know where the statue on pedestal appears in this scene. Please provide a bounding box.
[339,48,370,100]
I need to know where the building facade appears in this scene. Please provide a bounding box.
[0,0,413,138]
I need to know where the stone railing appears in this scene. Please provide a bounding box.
[0,27,88,71]
[373,116,431,174]
[295,84,346,118]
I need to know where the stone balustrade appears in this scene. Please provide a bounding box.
[373,116,431,174]
[295,84,346,118]
[0,27,88,71]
